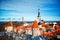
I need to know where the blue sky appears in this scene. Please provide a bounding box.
[0,0,60,21]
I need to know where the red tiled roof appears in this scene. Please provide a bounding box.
[42,23,49,27]
[41,31,53,37]
[8,21,13,26]
[26,27,32,30]
[32,21,39,28]
[54,25,60,30]
[47,26,51,29]
[16,26,24,31]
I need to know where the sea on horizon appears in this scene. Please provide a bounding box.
[0,21,60,24]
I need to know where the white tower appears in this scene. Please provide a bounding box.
[22,17,28,26]
[22,17,24,22]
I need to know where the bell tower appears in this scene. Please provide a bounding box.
[36,8,41,24]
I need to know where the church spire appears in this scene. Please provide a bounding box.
[22,17,24,22]
[37,8,40,17]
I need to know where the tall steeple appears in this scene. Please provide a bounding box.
[22,17,24,22]
[36,8,41,24]
[36,8,44,25]
[37,8,40,17]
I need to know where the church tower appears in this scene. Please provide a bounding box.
[22,17,24,22]
[36,8,41,24]
[22,17,28,26]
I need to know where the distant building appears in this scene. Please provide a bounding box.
[53,22,57,29]
[22,17,28,26]
[25,26,32,35]
[32,21,40,36]
[5,21,13,32]
[16,26,25,34]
